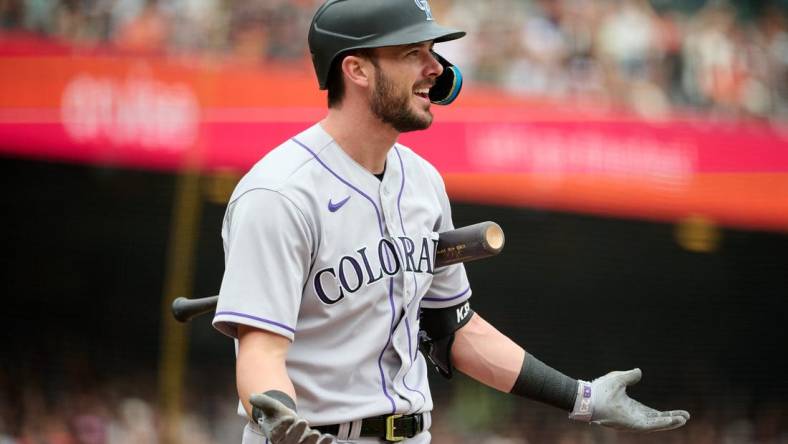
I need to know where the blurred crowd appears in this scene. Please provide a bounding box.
[440,0,788,121]
[1,0,787,120]
[0,373,246,444]
[1,376,786,443]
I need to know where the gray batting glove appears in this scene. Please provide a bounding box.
[250,393,334,444]
[569,368,690,432]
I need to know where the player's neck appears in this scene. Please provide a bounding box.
[321,106,398,175]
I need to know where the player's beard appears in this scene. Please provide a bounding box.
[369,69,433,133]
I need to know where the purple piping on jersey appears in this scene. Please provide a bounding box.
[291,138,384,235]
[422,285,471,302]
[392,148,428,403]
[382,236,394,275]
[392,232,424,402]
[378,226,404,412]
[391,147,424,323]
[402,316,427,405]
[292,137,397,413]
[215,311,296,333]
[400,269,429,399]
[394,147,407,234]
[411,278,420,360]
[404,317,414,363]
[387,279,397,336]
[376,277,398,413]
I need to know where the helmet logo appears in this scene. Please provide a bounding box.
[414,0,434,20]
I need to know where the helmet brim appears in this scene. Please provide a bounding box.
[361,21,466,49]
[317,22,465,89]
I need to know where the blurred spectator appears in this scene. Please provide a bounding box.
[113,0,168,53]
[0,0,22,28]
[22,0,57,33]
[107,398,158,444]
[166,0,228,57]
[506,0,572,97]
[227,2,273,65]
[71,414,108,444]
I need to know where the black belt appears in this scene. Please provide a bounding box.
[315,413,424,442]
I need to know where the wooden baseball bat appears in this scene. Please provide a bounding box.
[172,221,504,323]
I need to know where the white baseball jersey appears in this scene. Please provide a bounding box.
[213,123,471,435]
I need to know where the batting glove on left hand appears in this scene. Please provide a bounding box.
[250,393,334,444]
[570,368,690,432]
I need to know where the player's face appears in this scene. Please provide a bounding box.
[368,42,443,133]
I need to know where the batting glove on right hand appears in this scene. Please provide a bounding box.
[250,393,334,444]
[570,368,690,432]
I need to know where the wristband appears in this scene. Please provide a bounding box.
[568,380,593,421]
[510,353,578,411]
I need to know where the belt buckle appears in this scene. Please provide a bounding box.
[385,414,405,442]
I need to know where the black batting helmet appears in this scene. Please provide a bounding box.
[308,0,466,104]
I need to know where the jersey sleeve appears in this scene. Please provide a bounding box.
[420,166,472,309]
[212,188,313,341]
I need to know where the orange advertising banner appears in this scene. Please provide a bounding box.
[2,34,788,231]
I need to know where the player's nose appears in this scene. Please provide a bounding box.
[425,51,444,78]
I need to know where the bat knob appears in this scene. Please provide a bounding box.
[171,297,193,322]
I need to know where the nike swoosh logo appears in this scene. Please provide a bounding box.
[328,196,351,212]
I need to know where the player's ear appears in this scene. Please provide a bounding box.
[341,54,374,89]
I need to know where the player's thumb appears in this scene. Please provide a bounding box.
[619,368,642,386]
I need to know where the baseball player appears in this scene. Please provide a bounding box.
[212,1,691,443]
